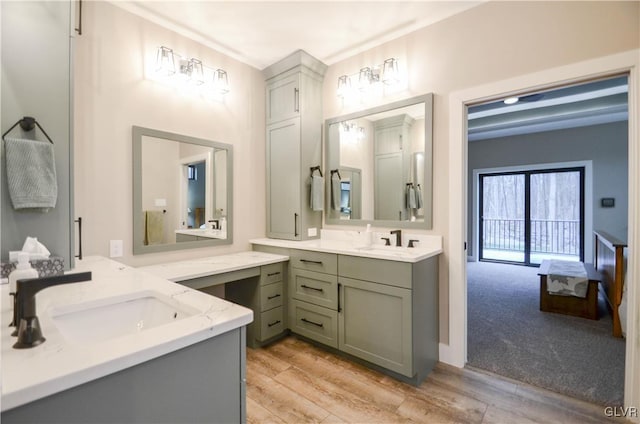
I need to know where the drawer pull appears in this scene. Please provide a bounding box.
[268,320,281,328]
[300,284,324,293]
[267,271,281,277]
[301,318,324,328]
[300,259,323,265]
[267,293,281,300]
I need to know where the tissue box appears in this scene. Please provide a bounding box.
[0,256,65,279]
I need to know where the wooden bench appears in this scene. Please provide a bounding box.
[538,260,601,320]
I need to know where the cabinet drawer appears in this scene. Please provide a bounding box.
[261,263,284,286]
[290,268,338,310]
[339,255,412,289]
[290,300,338,348]
[291,250,337,274]
[260,306,284,341]
[261,282,283,312]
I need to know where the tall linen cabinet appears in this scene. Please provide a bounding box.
[263,51,326,240]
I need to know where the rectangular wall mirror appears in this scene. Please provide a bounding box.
[325,93,433,229]
[133,126,233,254]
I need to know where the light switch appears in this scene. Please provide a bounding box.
[110,240,123,258]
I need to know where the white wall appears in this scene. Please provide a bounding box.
[467,121,629,257]
[74,1,266,267]
[322,0,640,343]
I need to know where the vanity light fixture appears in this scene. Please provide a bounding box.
[382,58,399,85]
[212,69,230,94]
[156,46,176,76]
[358,67,379,91]
[337,75,351,98]
[152,46,229,95]
[337,57,402,99]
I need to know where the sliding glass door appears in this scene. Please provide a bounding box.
[479,167,584,266]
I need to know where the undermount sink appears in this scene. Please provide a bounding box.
[49,291,199,344]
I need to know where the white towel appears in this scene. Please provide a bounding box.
[331,173,341,211]
[310,175,324,211]
[4,137,57,210]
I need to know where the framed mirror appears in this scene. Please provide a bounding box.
[325,93,433,229]
[133,126,233,254]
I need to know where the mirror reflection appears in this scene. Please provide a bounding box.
[133,126,233,254]
[325,94,433,229]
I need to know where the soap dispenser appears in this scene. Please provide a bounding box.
[364,224,373,247]
[8,253,38,327]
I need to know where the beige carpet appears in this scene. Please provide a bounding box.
[467,261,625,406]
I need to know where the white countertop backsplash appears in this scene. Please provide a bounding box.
[251,229,442,263]
[1,255,254,411]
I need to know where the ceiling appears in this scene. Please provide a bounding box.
[114,1,483,70]
[467,76,629,141]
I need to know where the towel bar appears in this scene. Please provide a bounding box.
[310,166,323,177]
[2,117,54,144]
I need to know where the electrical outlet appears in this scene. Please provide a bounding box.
[308,227,317,237]
[109,240,123,258]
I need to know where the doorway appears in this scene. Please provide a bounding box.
[479,167,585,265]
[465,75,629,405]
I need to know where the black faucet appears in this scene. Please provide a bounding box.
[390,230,402,247]
[208,219,219,230]
[13,272,92,349]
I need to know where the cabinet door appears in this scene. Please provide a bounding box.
[338,277,413,377]
[266,118,300,239]
[266,74,300,124]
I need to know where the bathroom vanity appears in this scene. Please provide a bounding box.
[1,256,252,424]
[251,232,442,385]
[139,251,290,348]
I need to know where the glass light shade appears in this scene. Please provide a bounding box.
[156,46,176,76]
[189,59,205,85]
[337,75,351,98]
[358,67,372,91]
[357,127,365,140]
[212,69,230,94]
[382,58,399,85]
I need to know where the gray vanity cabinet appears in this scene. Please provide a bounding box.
[225,262,286,348]
[252,243,439,385]
[263,51,326,241]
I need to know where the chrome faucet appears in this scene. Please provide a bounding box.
[13,272,92,349]
[390,230,402,247]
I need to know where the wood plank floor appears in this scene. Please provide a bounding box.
[246,336,627,424]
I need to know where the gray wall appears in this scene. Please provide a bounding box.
[1,1,74,267]
[468,121,628,257]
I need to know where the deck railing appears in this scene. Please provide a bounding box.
[482,218,580,255]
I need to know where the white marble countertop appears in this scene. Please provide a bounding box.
[137,251,289,282]
[1,256,253,412]
[250,230,442,263]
